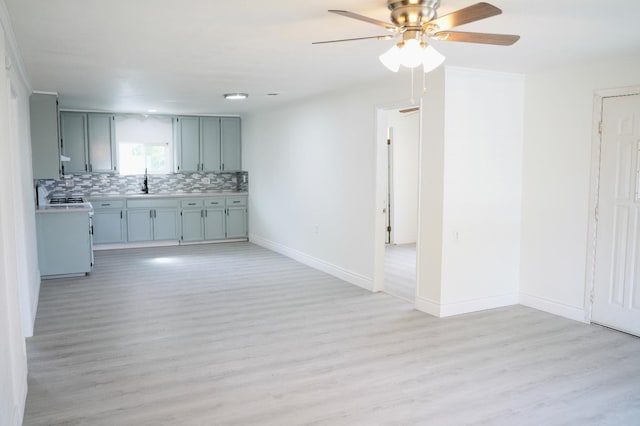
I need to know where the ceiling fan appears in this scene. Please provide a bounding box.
[313,1,519,72]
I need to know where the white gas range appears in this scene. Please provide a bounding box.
[35,195,95,278]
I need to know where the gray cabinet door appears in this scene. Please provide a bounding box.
[127,209,154,242]
[181,209,204,242]
[30,93,60,179]
[36,212,92,276]
[60,112,88,173]
[88,113,116,172]
[178,116,200,172]
[204,208,226,240]
[221,117,241,171]
[92,210,125,244]
[201,117,221,171]
[154,208,179,241]
[226,207,247,239]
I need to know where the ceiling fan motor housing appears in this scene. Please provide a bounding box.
[387,0,440,26]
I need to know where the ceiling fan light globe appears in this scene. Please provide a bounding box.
[421,45,445,73]
[399,38,423,68]
[379,44,402,72]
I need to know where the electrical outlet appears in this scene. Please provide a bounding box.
[65,179,74,188]
[202,177,210,184]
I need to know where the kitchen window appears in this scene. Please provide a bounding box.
[116,115,173,175]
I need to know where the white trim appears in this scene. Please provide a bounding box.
[416,293,518,317]
[0,1,31,92]
[415,295,441,317]
[250,233,374,291]
[520,292,587,323]
[32,90,58,96]
[584,85,640,324]
[94,238,248,251]
[93,240,179,251]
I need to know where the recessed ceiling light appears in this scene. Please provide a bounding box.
[148,109,157,113]
[223,93,249,100]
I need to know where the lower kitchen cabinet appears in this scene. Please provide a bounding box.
[36,211,93,277]
[90,195,246,246]
[90,199,126,244]
[180,195,247,242]
[204,208,226,240]
[126,199,180,242]
[127,208,179,242]
[226,206,247,239]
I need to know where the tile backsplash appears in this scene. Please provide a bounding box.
[37,171,248,198]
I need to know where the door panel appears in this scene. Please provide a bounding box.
[592,94,640,336]
[204,208,226,240]
[221,117,241,171]
[126,210,153,242]
[226,207,247,239]
[201,117,221,171]
[88,113,115,172]
[154,209,179,241]
[60,112,87,173]
[182,209,204,242]
[178,117,200,172]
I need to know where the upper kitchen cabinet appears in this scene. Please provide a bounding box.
[176,116,200,172]
[87,114,116,172]
[60,112,88,173]
[175,116,241,172]
[221,117,241,171]
[60,112,116,174]
[30,93,61,179]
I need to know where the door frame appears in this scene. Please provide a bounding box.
[373,101,423,294]
[584,85,640,323]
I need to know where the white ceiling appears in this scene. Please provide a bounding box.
[5,0,640,115]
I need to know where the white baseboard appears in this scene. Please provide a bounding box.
[519,292,587,323]
[414,296,442,317]
[249,234,373,291]
[415,293,518,318]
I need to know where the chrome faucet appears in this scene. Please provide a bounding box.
[142,168,149,194]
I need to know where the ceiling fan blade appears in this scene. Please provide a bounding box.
[329,10,399,32]
[312,35,396,45]
[433,31,520,45]
[424,2,502,33]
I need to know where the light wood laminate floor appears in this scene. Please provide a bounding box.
[25,243,640,425]
[384,243,416,302]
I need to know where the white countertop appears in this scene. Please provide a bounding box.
[86,192,248,200]
[36,203,94,214]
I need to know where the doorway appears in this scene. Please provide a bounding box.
[590,91,640,337]
[381,106,420,302]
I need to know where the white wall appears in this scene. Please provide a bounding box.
[519,57,640,322]
[416,67,525,316]
[387,109,419,245]
[243,74,429,290]
[1,0,38,423]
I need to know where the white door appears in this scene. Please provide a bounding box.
[592,94,640,336]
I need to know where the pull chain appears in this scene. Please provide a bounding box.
[409,67,415,104]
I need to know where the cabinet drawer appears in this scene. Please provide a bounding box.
[204,198,225,207]
[181,199,203,208]
[226,196,247,207]
[127,198,178,209]
[91,199,125,209]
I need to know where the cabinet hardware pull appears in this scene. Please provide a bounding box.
[233,201,240,204]
[120,211,123,219]
[102,203,111,206]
